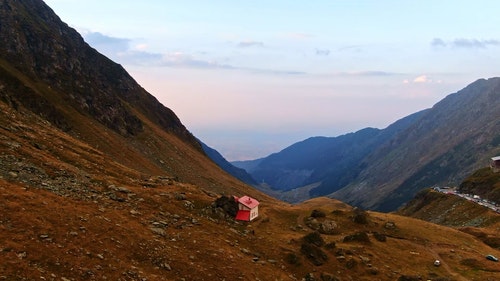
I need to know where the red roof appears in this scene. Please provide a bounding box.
[235,210,250,221]
[237,196,259,209]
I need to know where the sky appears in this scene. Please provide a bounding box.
[44,0,500,161]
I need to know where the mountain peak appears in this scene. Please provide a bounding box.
[1,0,196,142]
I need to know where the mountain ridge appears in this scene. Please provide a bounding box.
[0,0,268,197]
[234,78,500,211]
[1,1,499,280]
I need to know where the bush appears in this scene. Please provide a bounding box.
[343,231,370,243]
[352,207,369,224]
[311,209,326,218]
[284,253,300,265]
[303,231,325,247]
[301,243,328,266]
[373,232,387,242]
[214,195,238,217]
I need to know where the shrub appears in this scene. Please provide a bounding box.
[373,232,387,242]
[284,253,300,265]
[301,243,328,266]
[303,231,325,247]
[343,231,370,243]
[352,207,369,224]
[311,209,326,218]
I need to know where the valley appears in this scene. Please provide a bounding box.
[0,1,499,280]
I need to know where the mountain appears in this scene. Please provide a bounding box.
[232,158,264,174]
[237,78,500,211]
[0,0,264,197]
[336,77,500,211]
[1,1,500,280]
[234,110,427,200]
[200,141,257,185]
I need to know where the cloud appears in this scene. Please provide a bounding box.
[82,31,130,53]
[315,49,330,56]
[431,37,500,49]
[413,75,430,83]
[237,41,264,48]
[404,75,442,84]
[134,44,148,51]
[431,38,446,47]
[158,52,233,69]
[80,30,305,74]
[453,38,499,48]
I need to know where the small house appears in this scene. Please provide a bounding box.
[234,195,259,221]
[491,156,500,173]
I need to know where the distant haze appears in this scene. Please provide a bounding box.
[45,0,500,160]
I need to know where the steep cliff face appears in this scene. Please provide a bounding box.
[0,0,265,195]
[0,0,195,143]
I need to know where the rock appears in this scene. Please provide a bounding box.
[384,221,396,229]
[184,200,194,209]
[359,255,371,264]
[150,227,167,236]
[305,217,320,230]
[214,195,238,217]
[159,263,171,271]
[367,267,379,275]
[174,193,186,200]
[336,255,346,262]
[319,220,338,235]
[115,186,131,193]
[129,210,141,215]
[240,248,251,255]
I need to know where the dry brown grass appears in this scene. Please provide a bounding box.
[1,100,499,280]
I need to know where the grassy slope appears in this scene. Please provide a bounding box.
[0,40,498,281]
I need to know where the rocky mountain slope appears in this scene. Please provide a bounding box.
[337,77,500,211]
[398,167,500,251]
[234,111,425,195]
[0,0,263,197]
[235,78,500,211]
[398,165,500,228]
[458,167,500,204]
[0,1,499,280]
